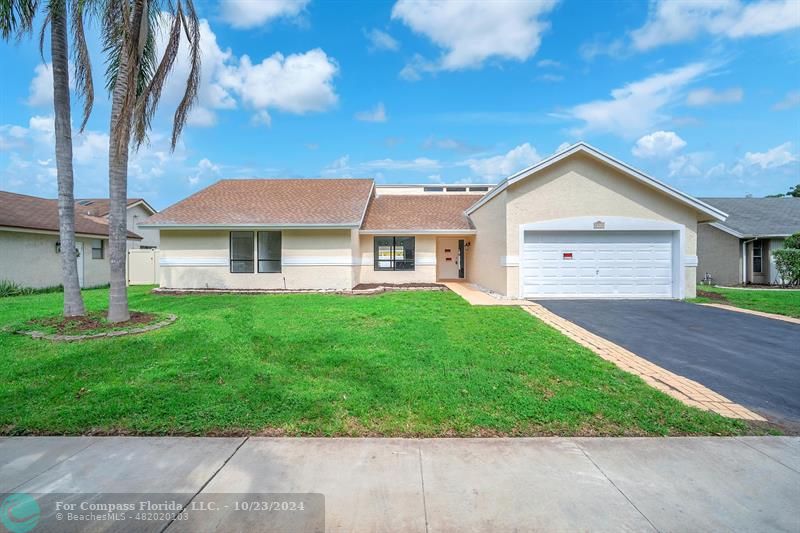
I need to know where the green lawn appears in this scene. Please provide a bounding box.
[693,285,800,318]
[0,287,760,437]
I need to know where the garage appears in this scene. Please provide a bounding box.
[521,230,676,298]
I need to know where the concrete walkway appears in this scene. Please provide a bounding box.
[1,436,798,532]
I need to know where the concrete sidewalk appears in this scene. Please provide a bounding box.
[1,437,798,532]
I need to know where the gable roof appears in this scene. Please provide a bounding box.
[75,198,156,217]
[700,197,800,238]
[0,191,142,239]
[465,142,727,222]
[361,194,481,232]
[141,179,375,228]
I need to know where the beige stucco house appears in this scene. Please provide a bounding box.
[75,197,159,249]
[0,191,142,288]
[141,143,727,299]
[696,197,800,286]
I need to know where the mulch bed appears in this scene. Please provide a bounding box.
[27,311,161,335]
[696,289,729,303]
[352,282,443,290]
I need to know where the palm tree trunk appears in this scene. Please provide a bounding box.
[51,0,85,317]
[106,28,133,323]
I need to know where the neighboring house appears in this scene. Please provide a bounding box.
[0,191,141,288]
[140,143,726,299]
[697,197,800,286]
[74,197,159,249]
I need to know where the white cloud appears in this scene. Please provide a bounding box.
[631,0,800,50]
[556,141,572,153]
[742,142,797,169]
[391,0,558,74]
[632,131,687,158]
[355,102,387,122]
[26,63,76,107]
[668,152,706,178]
[773,90,800,111]
[538,73,564,82]
[537,59,562,68]
[250,109,272,127]
[686,87,743,106]
[220,0,309,29]
[463,143,540,179]
[73,131,110,164]
[365,28,399,51]
[322,154,440,176]
[565,62,710,138]
[225,49,339,116]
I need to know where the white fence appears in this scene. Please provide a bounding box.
[127,249,160,285]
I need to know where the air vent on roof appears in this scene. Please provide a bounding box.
[445,187,467,192]
[78,200,94,206]
[423,186,444,192]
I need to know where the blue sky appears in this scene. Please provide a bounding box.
[1,0,799,210]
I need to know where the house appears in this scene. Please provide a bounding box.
[140,143,727,299]
[0,191,141,288]
[696,197,800,286]
[74,197,159,249]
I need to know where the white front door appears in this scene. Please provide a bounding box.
[521,231,674,298]
[437,238,462,279]
[76,242,85,288]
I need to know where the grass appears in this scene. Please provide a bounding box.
[692,285,800,318]
[0,286,762,437]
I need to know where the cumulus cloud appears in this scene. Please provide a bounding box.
[26,63,76,107]
[355,102,387,122]
[220,0,309,29]
[463,143,540,179]
[391,0,558,76]
[742,142,797,169]
[668,152,707,178]
[365,28,399,51]
[773,90,800,111]
[632,131,687,159]
[631,0,800,50]
[322,154,440,176]
[686,87,743,106]
[564,62,710,138]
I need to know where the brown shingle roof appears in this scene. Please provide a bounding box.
[75,198,151,217]
[144,179,375,226]
[0,191,141,239]
[361,194,481,231]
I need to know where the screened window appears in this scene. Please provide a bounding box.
[230,231,254,273]
[374,237,415,271]
[91,239,103,259]
[753,240,763,273]
[258,231,282,273]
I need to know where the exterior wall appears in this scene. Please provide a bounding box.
[466,189,507,294]
[768,238,785,284]
[159,229,354,290]
[0,230,109,288]
[357,234,437,284]
[127,204,159,249]
[697,224,742,286]
[471,153,701,298]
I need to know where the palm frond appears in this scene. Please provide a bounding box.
[0,0,39,40]
[170,0,199,151]
[71,0,94,132]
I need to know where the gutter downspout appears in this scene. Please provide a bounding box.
[742,237,757,284]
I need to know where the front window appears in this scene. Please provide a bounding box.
[257,231,282,273]
[753,240,763,273]
[374,237,415,271]
[230,231,254,273]
[91,239,103,259]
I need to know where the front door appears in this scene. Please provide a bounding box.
[438,238,465,280]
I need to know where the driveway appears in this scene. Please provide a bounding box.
[536,300,800,425]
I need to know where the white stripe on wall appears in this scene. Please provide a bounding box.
[160,257,227,267]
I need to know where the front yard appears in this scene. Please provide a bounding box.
[693,285,800,318]
[0,287,760,436]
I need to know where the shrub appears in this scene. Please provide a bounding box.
[784,232,800,250]
[0,280,63,298]
[773,249,800,287]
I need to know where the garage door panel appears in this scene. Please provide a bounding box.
[522,230,674,298]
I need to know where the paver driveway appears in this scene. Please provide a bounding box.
[536,300,800,425]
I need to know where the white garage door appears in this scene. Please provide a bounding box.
[521,231,674,298]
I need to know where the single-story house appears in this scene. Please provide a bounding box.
[0,191,142,288]
[75,197,159,249]
[697,197,800,286]
[140,143,727,299]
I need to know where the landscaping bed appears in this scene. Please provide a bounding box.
[0,286,772,437]
[25,311,164,335]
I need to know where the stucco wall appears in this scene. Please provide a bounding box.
[466,189,507,294]
[159,229,354,290]
[357,234,437,284]
[768,238,786,284]
[128,204,160,249]
[471,153,702,298]
[697,224,741,285]
[0,230,109,288]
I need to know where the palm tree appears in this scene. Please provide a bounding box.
[1,0,94,317]
[102,0,199,322]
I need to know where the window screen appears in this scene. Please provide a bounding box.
[230,231,254,273]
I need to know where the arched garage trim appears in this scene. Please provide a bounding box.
[518,216,685,299]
